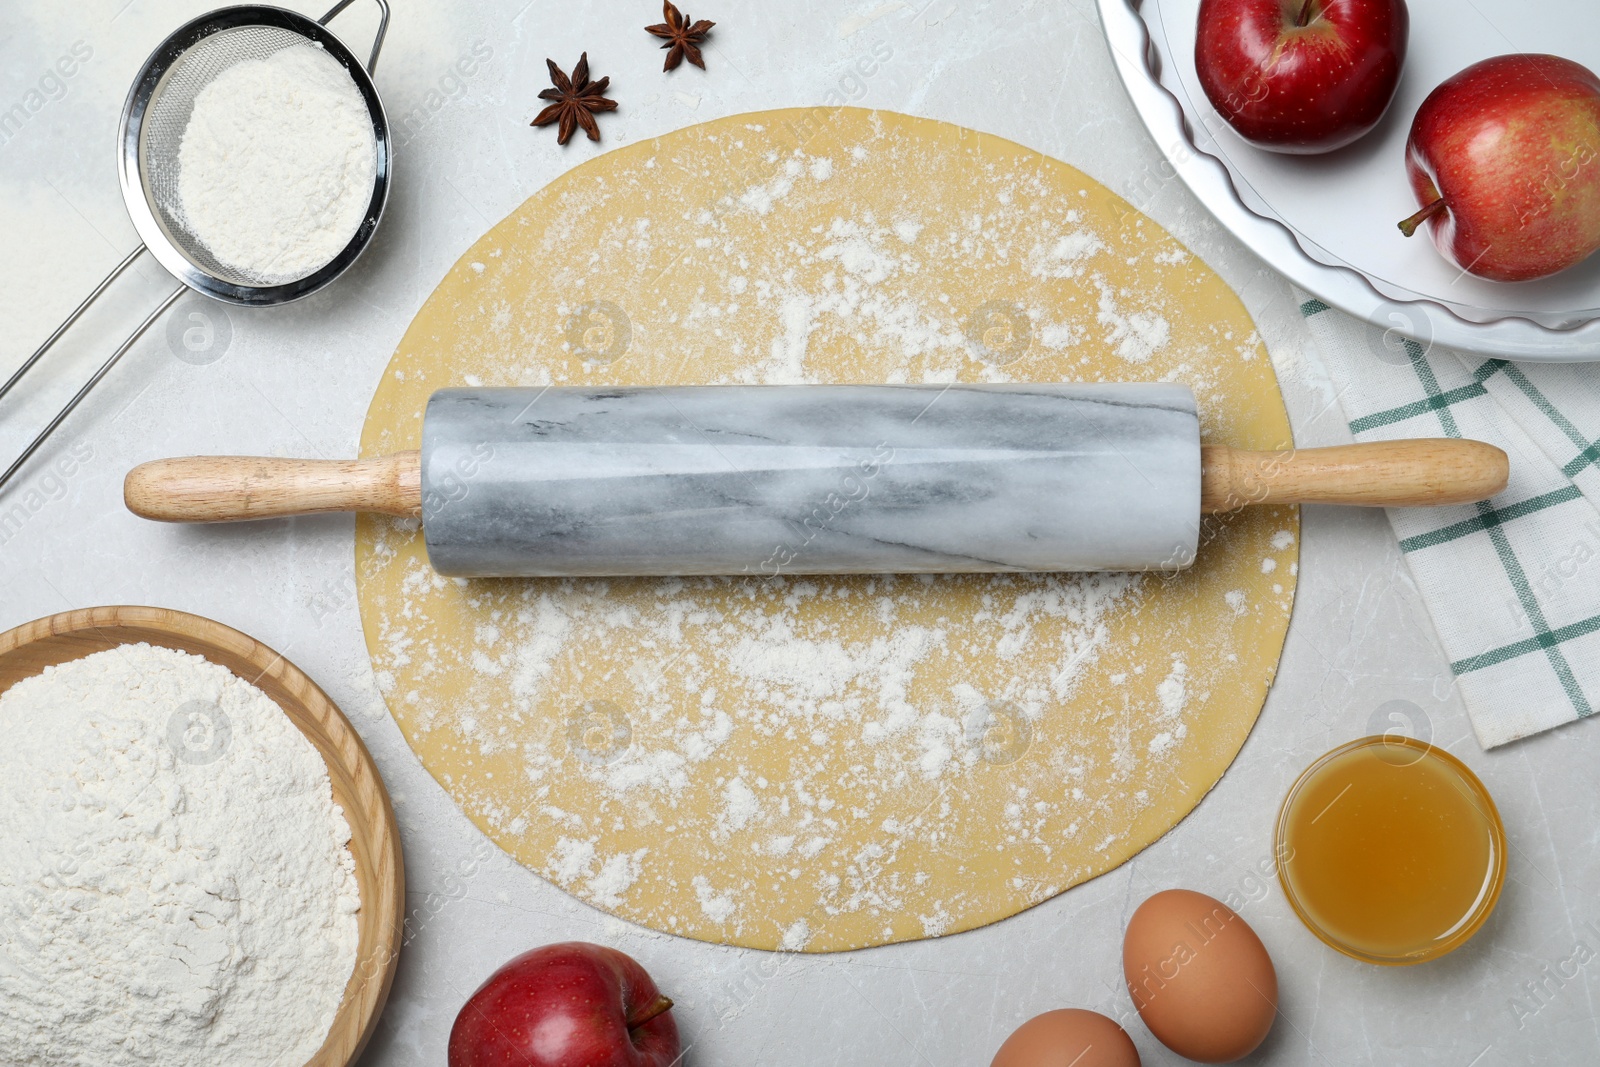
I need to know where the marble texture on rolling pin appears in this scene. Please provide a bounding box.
[419,384,1202,577]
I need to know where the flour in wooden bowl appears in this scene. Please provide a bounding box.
[0,644,359,1066]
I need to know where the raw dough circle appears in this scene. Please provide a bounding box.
[356,109,1297,952]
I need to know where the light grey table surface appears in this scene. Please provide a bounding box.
[2,2,1595,1064]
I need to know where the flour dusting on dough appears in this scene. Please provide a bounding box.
[358,112,1296,951]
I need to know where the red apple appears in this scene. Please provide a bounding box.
[448,942,680,1067]
[1399,54,1600,282]
[1196,0,1409,153]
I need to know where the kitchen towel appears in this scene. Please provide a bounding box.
[1297,291,1600,748]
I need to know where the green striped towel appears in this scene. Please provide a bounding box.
[1297,292,1600,748]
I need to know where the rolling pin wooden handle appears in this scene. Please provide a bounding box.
[124,436,1510,526]
[124,452,423,522]
[1200,439,1509,514]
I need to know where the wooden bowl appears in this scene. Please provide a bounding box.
[0,605,404,1067]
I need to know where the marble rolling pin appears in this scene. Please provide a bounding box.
[124,383,1508,577]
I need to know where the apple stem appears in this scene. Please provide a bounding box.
[1296,0,1317,26]
[1398,197,1449,237]
[627,995,674,1031]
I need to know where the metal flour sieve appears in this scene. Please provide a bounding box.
[0,0,391,493]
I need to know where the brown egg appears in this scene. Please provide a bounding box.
[990,1009,1141,1067]
[1122,889,1277,1063]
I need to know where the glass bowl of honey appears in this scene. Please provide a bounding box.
[1276,735,1506,965]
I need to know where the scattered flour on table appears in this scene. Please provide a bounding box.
[0,644,359,1067]
[177,44,375,283]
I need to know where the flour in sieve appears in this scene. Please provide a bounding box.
[0,644,359,1067]
[177,44,375,283]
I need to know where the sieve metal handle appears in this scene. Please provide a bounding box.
[320,0,390,73]
[0,283,185,495]
[0,245,178,496]
[0,0,393,499]
[0,245,146,407]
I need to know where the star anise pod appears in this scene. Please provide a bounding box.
[645,1,715,71]
[532,53,617,145]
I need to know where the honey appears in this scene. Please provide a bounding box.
[1276,736,1505,965]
